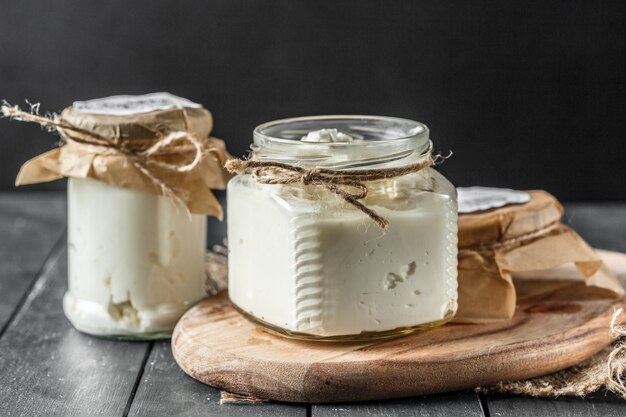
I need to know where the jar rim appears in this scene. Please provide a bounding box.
[254,115,429,146]
[252,115,432,169]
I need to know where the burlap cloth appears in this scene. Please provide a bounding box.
[478,254,626,399]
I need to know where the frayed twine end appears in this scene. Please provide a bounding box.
[1,100,59,133]
[219,391,269,404]
[1,101,19,118]
[608,307,626,397]
[610,307,625,338]
[432,149,453,165]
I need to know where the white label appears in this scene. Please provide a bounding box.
[73,92,201,116]
[457,186,531,214]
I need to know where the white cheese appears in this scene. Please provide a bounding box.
[63,178,207,337]
[227,178,458,337]
[300,128,354,143]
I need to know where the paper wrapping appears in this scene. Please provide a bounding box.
[13,106,231,219]
[455,190,624,323]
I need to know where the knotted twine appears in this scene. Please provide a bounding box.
[1,104,205,212]
[225,157,434,231]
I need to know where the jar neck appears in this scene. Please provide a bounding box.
[251,115,432,170]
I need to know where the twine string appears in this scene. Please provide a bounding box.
[225,158,434,231]
[458,221,562,255]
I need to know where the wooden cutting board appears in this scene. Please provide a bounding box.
[172,250,626,403]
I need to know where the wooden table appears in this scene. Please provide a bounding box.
[1,191,625,417]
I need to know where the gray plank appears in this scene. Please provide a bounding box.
[485,392,626,417]
[0,192,65,331]
[312,392,484,417]
[0,242,151,417]
[128,341,307,417]
[564,203,626,252]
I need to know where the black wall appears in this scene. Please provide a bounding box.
[1,1,624,201]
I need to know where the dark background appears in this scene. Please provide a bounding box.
[1,0,624,201]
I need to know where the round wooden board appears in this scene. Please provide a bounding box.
[172,250,626,403]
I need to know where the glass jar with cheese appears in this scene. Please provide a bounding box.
[4,93,230,339]
[226,115,458,341]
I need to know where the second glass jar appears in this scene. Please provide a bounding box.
[227,115,458,341]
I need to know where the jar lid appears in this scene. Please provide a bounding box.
[458,190,564,249]
[60,93,213,142]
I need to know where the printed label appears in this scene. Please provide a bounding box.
[457,186,531,213]
[73,92,201,116]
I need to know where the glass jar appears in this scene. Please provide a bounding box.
[47,93,231,339]
[63,178,207,339]
[227,115,458,341]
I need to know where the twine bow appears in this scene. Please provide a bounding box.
[225,158,434,231]
[1,104,204,211]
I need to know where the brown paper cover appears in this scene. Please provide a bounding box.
[13,104,231,218]
[456,190,624,323]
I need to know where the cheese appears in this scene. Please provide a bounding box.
[227,176,458,337]
[300,128,354,143]
[63,178,207,337]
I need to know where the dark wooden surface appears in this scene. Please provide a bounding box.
[0,192,625,416]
